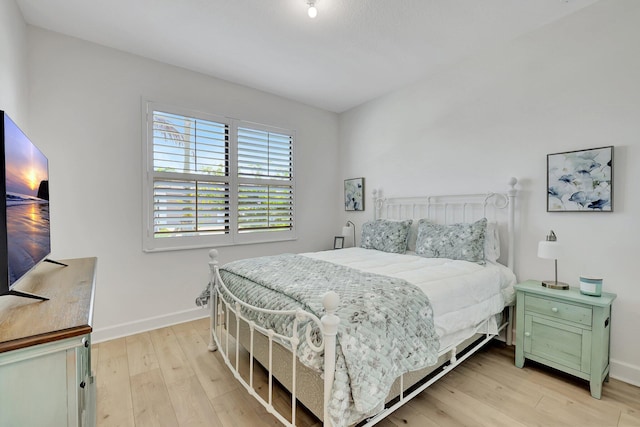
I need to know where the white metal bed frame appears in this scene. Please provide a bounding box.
[207,177,518,427]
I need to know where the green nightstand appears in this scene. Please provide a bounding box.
[514,280,616,399]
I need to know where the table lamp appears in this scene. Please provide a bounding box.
[538,230,569,290]
[342,220,356,247]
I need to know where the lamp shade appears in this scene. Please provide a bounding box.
[538,240,562,260]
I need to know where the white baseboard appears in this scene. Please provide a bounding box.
[91,306,209,344]
[610,358,640,387]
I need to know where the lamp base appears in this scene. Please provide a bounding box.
[541,280,569,290]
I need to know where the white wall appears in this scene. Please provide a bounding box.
[25,28,340,341]
[340,0,640,384]
[0,0,29,125]
[339,0,640,385]
[8,0,639,386]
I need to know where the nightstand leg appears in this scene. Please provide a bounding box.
[590,379,603,399]
[515,347,524,368]
[514,294,525,368]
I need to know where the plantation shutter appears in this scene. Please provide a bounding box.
[144,102,296,251]
[151,111,230,238]
[237,126,294,233]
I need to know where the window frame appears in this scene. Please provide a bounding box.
[142,101,296,252]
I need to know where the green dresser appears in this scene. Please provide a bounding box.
[514,280,616,399]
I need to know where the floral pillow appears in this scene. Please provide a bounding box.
[415,218,487,264]
[360,219,413,254]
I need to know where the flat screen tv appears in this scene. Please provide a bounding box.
[0,110,58,300]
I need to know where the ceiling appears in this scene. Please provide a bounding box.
[16,0,598,113]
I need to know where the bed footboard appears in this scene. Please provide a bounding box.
[207,249,339,427]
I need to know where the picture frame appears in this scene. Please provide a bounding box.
[344,177,365,211]
[547,146,613,212]
[333,236,344,249]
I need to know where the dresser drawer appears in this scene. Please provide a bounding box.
[524,295,592,327]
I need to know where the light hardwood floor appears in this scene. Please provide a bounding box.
[93,318,640,427]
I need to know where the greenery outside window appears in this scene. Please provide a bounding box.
[143,102,296,251]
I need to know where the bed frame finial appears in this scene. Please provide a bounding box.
[323,291,340,314]
[209,249,219,266]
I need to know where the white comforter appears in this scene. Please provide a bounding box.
[303,247,516,352]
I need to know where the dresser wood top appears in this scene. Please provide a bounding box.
[0,257,97,353]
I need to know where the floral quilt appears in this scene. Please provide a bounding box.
[215,253,439,427]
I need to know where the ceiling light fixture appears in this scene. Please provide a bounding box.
[307,0,318,18]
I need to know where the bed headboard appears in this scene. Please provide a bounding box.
[372,177,518,271]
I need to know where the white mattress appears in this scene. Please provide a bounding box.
[303,247,516,352]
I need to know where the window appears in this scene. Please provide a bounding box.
[143,102,295,251]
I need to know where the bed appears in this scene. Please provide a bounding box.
[202,178,518,427]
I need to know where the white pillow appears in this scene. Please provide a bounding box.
[484,222,501,263]
[407,220,419,252]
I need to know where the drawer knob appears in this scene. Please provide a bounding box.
[524,332,531,337]
[551,307,559,313]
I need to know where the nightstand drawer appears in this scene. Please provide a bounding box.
[524,295,592,327]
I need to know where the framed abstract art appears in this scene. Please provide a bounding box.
[547,146,613,212]
[344,177,364,211]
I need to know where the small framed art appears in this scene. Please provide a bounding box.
[333,236,344,249]
[547,146,613,212]
[344,177,364,211]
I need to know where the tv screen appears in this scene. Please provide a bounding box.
[0,110,51,298]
